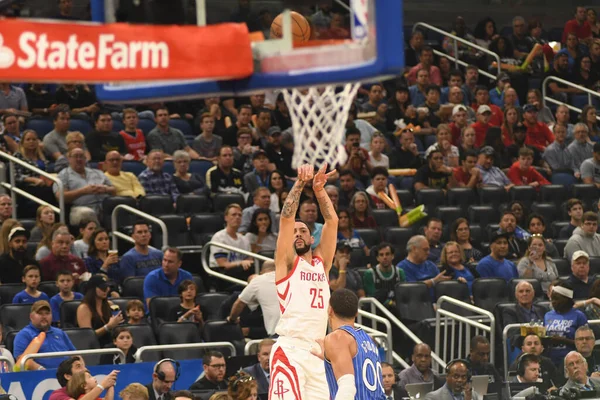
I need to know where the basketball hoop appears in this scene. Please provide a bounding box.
[283,82,360,169]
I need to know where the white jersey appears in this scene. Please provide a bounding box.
[275,255,330,341]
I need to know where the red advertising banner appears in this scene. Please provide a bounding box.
[0,19,255,82]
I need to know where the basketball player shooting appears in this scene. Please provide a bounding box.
[312,288,386,400]
[269,163,338,400]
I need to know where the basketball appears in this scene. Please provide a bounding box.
[270,11,311,42]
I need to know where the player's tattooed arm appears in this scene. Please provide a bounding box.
[315,190,335,221]
[281,180,305,219]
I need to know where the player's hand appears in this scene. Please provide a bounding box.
[297,164,314,184]
[312,163,336,192]
[310,338,325,360]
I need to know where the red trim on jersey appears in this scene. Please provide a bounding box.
[277,281,291,301]
[269,347,303,400]
[275,256,300,285]
[312,255,329,284]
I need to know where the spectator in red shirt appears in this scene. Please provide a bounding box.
[453,150,481,188]
[472,86,504,127]
[470,105,492,147]
[406,47,443,86]
[40,230,87,283]
[563,6,593,45]
[450,105,469,145]
[501,106,521,147]
[118,108,146,161]
[507,147,550,189]
[522,104,555,152]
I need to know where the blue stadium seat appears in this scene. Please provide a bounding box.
[169,119,193,136]
[137,119,156,135]
[24,119,54,138]
[551,173,576,187]
[121,161,146,176]
[540,185,569,208]
[112,120,125,132]
[163,160,175,175]
[189,160,214,177]
[69,119,92,135]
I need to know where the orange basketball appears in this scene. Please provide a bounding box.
[270,11,311,42]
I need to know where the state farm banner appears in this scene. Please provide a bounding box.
[0,19,255,82]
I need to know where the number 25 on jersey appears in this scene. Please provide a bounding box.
[310,288,324,309]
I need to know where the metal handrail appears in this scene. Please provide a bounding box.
[0,150,65,223]
[357,309,394,365]
[0,356,14,372]
[436,296,495,368]
[201,241,274,286]
[245,339,265,355]
[358,297,446,369]
[502,319,600,380]
[542,76,600,117]
[111,204,168,250]
[20,349,125,371]
[134,342,236,362]
[413,22,501,80]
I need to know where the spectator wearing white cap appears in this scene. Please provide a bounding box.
[568,250,596,300]
[449,104,469,146]
[470,104,492,148]
[564,212,600,261]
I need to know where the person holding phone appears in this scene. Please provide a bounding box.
[439,242,476,297]
[76,275,124,347]
[517,235,559,293]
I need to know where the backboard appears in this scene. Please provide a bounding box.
[89,0,404,102]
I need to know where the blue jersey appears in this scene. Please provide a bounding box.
[324,325,386,400]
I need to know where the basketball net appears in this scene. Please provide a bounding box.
[282,82,361,169]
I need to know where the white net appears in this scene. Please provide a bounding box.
[282,82,361,169]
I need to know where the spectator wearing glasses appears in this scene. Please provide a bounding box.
[565,212,600,261]
[414,147,456,191]
[189,351,228,391]
[560,351,600,396]
[568,326,600,375]
[104,151,145,199]
[53,131,87,173]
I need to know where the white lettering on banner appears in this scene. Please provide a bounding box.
[16,32,169,70]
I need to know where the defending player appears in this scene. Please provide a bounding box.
[269,163,338,400]
[314,288,386,400]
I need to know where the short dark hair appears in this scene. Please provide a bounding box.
[23,264,40,277]
[518,147,534,158]
[330,288,359,319]
[93,109,111,123]
[346,126,361,138]
[257,108,271,117]
[56,356,82,387]
[52,104,71,120]
[164,247,182,262]
[527,213,546,228]
[420,46,433,55]
[475,85,488,95]
[449,69,463,80]
[425,84,441,95]
[132,220,149,233]
[177,279,197,298]
[460,149,479,162]
[583,211,598,223]
[55,269,73,280]
[567,198,583,211]
[518,353,540,376]
[370,166,388,179]
[470,335,489,349]
[169,390,194,400]
[375,242,394,256]
[203,351,225,365]
[111,326,131,341]
[339,170,356,180]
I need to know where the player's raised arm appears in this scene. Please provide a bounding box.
[325,331,357,400]
[313,163,339,273]
[275,164,313,280]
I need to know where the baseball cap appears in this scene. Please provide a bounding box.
[489,231,511,244]
[252,149,268,160]
[268,126,282,136]
[336,241,352,252]
[87,274,110,291]
[477,105,492,115]
[452,104,467,116]
[479,146,495,156]
[572,250,590,262]
[523,104,537,113]
[8,227,29,242]
[497,72,510,82]
[31,300,51,314]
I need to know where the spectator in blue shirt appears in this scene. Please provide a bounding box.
[13,264,50,304]
[143,247,193,308]
[13,300,76,369]
[439,242,475,295]
[119,221,163,282]
[398,235,450,299]
[476,232,518,282]
[49,270,83,324]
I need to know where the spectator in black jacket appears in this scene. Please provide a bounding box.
[467,336,503,385]
[0,227,38,284]
[189,351,228,391]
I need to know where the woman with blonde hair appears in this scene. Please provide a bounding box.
[439,241,476,296]
[119,383,148,400]
[0,218,22,254]
[517,234,559,292]
[30,205,55,242]
[228,372,258,400]
[67,369,118,400]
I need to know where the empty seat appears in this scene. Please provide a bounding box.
[416,189,446,213]
[554,239,568,258]
[394,282,435,321]
[354,228,380,248]
[19,219,35,232]
[572,184,599,210]
[69,119,92,134]
[149,296,181,332]
[508,279,544,300]
[158,322,204,360]
[196,293,230,321]
[551,173,577,187]
[384,227,413,259]
[447,188,477,212]
[0,304,33,331]
[479,186,508,209]
[4,330,17,354]
[137,119,156,135]
[122,277,146,299]
[552,258,570,276]
[540,185,569,208]
[169,119,193,136]
[371,209,399,228]
[203,320,245,356]
[139,195,174,217]
[435,206,463,225]
[38,281,59,298]
[190,214,225,245]
[24,119,54,138]
[551,221,569,239]
[396,189,414,207]
[530,203,558,226]
[0,284,25,304]
[590,258,600,276]
[176,194,212,215]
[63,328,101,365]
[152,215,191,248]
[60,300,82,328]
[189,160,214,177]
[213,193,246,213]
[468,206,498,228]
[112,120,125,132]
[192,275,206,293]
[469,224,484,242]
[121,161,146,176]
[472,278,508,312]
[102,196,138,231]
[509,186,537,209]
[434,281,472,316]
